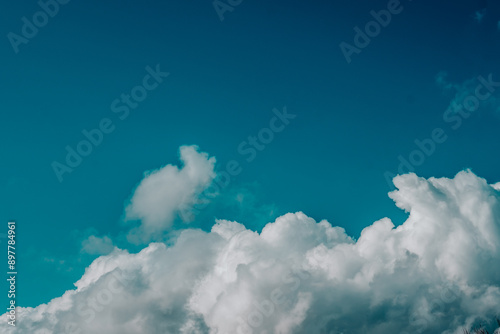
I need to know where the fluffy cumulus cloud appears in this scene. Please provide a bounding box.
[125,145,216,244]
[3,170,500,334]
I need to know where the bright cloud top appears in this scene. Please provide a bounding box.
[3,169,500,333]
[125,145,216,244]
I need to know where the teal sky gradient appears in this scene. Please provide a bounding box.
[1,0,500,307]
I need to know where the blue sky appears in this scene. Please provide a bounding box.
[2,0,500,314]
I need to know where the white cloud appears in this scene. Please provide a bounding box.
[3,170,500,334]
[125,145,216,244]
[81,236,115,255]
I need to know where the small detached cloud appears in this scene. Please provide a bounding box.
[436,71,500,115]
[81,235,115,256]
[3,170,500,334]
[474,8,486,23]
[125,145,216,244]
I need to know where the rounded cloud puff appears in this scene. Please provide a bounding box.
[125,145,216,244]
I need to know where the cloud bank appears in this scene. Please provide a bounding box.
[3,170,500,334]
